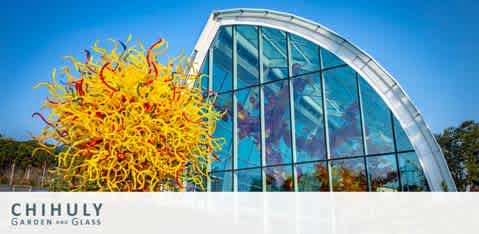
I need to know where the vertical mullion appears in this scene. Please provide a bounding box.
[319,47,333,192]
[207,48,213,191]
[208,49,213,94]
[232,26,238,192]
[391,111,403,191]
[258,27,267,192]
[356,73,371,191]
[286,33,298,192]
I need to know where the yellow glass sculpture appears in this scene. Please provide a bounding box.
[32,36,222,191]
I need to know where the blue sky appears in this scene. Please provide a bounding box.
[1,0,478,140]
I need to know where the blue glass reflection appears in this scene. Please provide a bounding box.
[210,171,233,192]
[367,155,399,191]
[263,80,292,165]
[236,87,261,169]
[237,169,262,191]
[359,78,394,155]
[296,162,329,191]
[290,33,320,76]
[236,25,259,89]
[399,152,429,191]
[262,27,288,82]
[320,47,344,69]
[393,116,414,151]
[212,26,233,93]
[212,93,233,171]
[324,67,363,157]
[197,55,209,96]
[331,157,367,191]
[265,166,293,191]
[204,24,428,192]
[293,73,326,161]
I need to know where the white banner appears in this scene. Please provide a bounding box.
[0,193,476,234]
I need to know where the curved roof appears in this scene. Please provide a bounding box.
[190,8,456,191]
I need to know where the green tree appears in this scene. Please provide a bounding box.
[0,134,56,187]
[435,120,479,191]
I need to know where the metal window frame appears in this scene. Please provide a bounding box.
[286,32,298,191]
[258,26,267,192]
[390,110,404,191]
[232,25,238,191]
[191,8,456,191]
[356,72,371,191]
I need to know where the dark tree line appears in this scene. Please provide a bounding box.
[435,120,479,191]
[0,134,55,186]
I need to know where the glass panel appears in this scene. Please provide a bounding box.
[398,152,429,191]
[290,33,320,76]
[212,93,233,171]
[359,78,394,155]
[293,73,326,161]
[236,87,261,169]
[393,117,414,151]
[210,171,233,192]
[263,80,292,165]
[261,27,288,82]
[212,26,233,93]
[236,169,262,192]
[331,157,367,191]
[324,67,363,157]
[367,155,399,192]
[296,162,329,191]
[320,47,344,69]
[264,166,293,191]
[197,55,209,97]
[236,25,259,89]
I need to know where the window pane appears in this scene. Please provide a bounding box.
[296,162,329,191]
[320,47,344,69]
[196,55,209,97]
[212,93,233,171]
[367,155,399,192]
[293,73,326,161]
[212,26,233,93]
[236,87,261,169]
[359,78,394,155]
[324,67,363,157]
[399,152,429,191]
[265,166,293,191]
[236,25,259,89]
[237,169,262,192]
[393,117,414,151]
[331,158,367,191]
[290,33,320,76]
[261,27,288,82]
[263,80,292,165]
[210,171,233,192]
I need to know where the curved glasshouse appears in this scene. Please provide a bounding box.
[191,9,456,191]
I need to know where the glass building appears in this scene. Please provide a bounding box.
[191,9,456,191]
